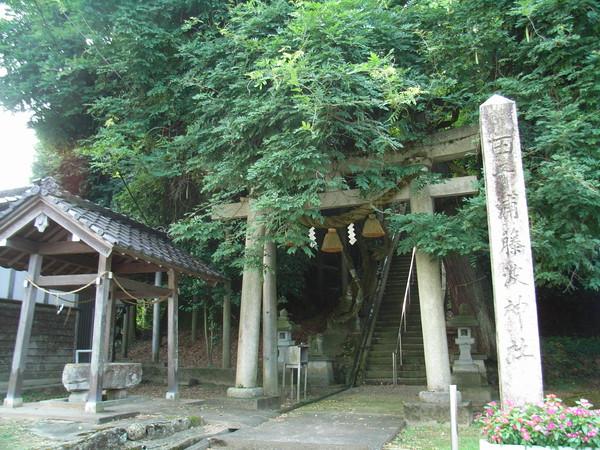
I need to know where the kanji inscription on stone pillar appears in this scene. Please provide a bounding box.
[480,95,543,406]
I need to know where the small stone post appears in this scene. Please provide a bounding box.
[152,271,162,363]
[4,253,43,408]
[480,95,543,406]
[222,281,232,369]
[410,179,453,401]
[228,202,265,398]
[262,239,279,396]
[166,269,179,400]
[85,255,112,413]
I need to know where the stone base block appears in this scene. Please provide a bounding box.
[3,396,23,408]
[419,389,462,404]
[224,395,281,411]
[460,386,495,406]
[307,359,334,386]
[227,387,264,399]
[165,391,180,400]
[404,401,472,425]
[105,389,128,400]
[68,391,88,403]
[452,371,484,387]
[84,401,105,413]
[63,363,142,392]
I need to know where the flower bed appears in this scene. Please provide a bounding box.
[478,395,599,449]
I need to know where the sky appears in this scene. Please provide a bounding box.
[0,109,37,191]
[0,5,37,191]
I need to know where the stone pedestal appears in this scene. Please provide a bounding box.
[307,358,334,386]
[226,387,264,399]
[62,362,142,403]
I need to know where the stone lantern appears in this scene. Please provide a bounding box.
[447,304,485,386]
[277,309,295,364]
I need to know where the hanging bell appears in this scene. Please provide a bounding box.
[321,228,343,253]
[362,214,385,238]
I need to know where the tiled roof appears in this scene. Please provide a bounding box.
[0,178,225,281]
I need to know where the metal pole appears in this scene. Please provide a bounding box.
[450,384,459,450]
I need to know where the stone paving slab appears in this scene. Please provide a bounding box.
[0,397,203,424]
[210,411,405,450]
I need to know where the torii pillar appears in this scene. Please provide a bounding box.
[409,178,453,402]
[227,203,265,398]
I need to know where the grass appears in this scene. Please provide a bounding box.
[384,424,481,450]
[22,386,66,402]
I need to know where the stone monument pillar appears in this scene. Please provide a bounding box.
[480,94,543,406]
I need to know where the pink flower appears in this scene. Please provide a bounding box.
[547,422,556,431]
[587,428,597,438]
[521,429,531,441]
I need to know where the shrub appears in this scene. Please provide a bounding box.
[542,337,600,385]
[478,395,600,448]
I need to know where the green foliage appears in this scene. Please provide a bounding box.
[542,337,600,385]
[1,0,599,291]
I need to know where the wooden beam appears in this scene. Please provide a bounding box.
[213,176,479,220]
[36,274,98,287]
[40,241,96,255]
[0,198,112,257]
[115,276,172,298]
[1,237,96,256]
[113,261,165,274]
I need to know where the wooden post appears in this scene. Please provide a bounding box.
[3,253,43,407]
[152,271,162,363]
[262,239,279,396]
[104,284,117,362]
[191,296,199,343]
[85,255,112,413]
[128,303,136,347]
[121,306,129,358]
[166,269,179,400]
[222,281,232,369]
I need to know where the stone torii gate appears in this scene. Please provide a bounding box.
[0,179,226,412]
[213,126,482,402]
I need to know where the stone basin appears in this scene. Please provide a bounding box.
[62,362,142,402]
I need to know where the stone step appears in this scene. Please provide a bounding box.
[364,377,426,386]
[366,357,424,367]
[365,369,426,379]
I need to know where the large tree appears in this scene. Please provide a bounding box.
[1,0,598,292]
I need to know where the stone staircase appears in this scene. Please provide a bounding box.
[364,254,426,385]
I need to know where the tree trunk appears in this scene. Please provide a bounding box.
[444,253,496,357]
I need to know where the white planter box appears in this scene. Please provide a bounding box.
[480,439,593,450]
